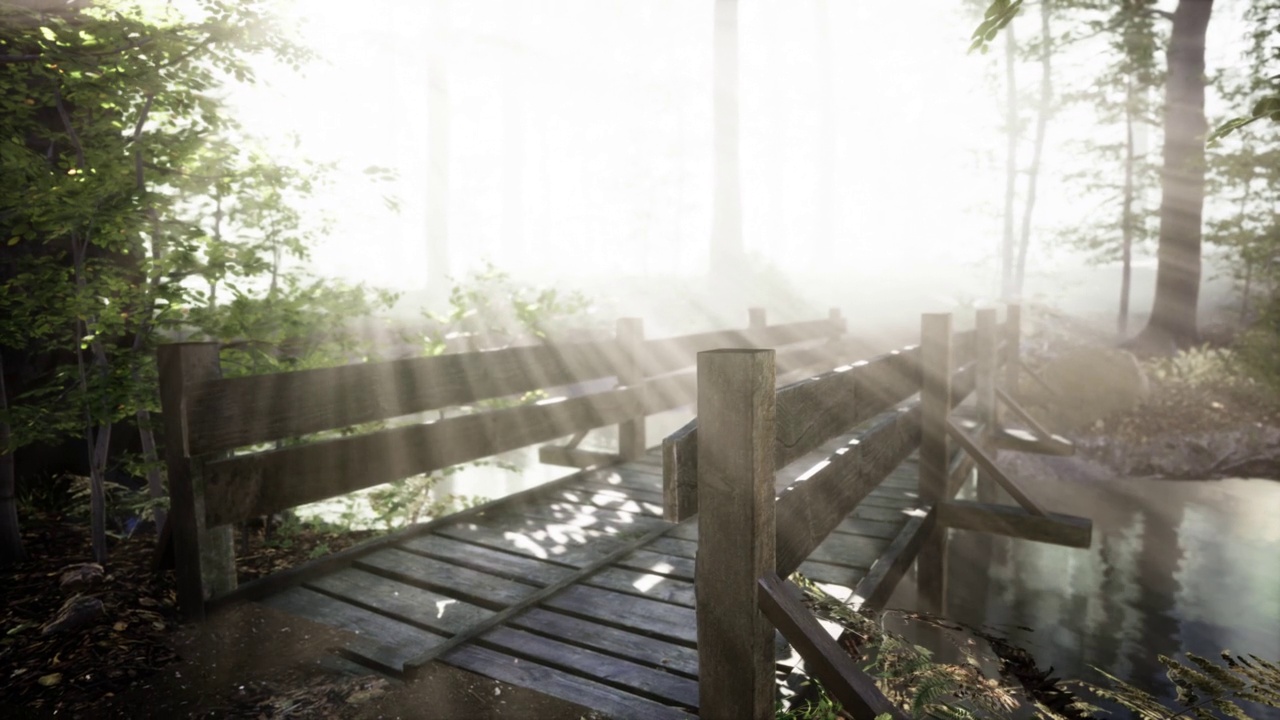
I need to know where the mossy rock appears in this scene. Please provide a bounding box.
[1021,347,1149,431]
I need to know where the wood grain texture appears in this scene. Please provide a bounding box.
[508,607,699,676]
[585,566,697,607]
[662,418,698,522]
[994,427,1075,456]
[757,573,907,720]
[694,349,776,720]
[305,567,495,634]
[851,509,936,611]
[938,500,1092,548]
[538,445,622,469]
[202,372,696,526]
[544,584,699,645]
[354,548,539,608]
[946,418,1046,516]
[774,405,922,578]
[617,318,647,461]
[187,339,624,455]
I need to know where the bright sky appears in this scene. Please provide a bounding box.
[217,0,1252,300]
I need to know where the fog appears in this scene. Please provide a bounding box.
[224,0,1251,343]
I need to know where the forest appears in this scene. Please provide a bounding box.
[1,0,1279,718]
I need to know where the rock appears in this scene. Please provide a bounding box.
[1022,347,1149,430]
[41,594,105,636]
[58,562,105,595]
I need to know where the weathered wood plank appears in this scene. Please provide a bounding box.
[538,445,623,469]
[851,510,935,611]
[188,340,624,455]
[306,567,495,634]
[946,418,1047,516]
[397,534,574,586]
[794,560,866,589]
[261,586,444,673]
[807,532,888,571]
[832,517,903,541]
[585,567,697,607]
[582,466,666,494]
[433,518,632,569]
[774,405,922,578]
[938,500,1092,548]
[443,644,694,720]
[544,487,667,518]
[694,348,777,719]
[662,418,698,522]
[203,372,697,526]
[355,548,539,608]
[758,573,908,720]
[479,626,699,709]
[616,549,696,582]
[572,478,667,505]
[618,318,647,461]
[509,608,699,676]
[994,426,1076,457]
[543,584,699,646]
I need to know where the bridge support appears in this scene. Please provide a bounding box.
[917,314,952,615]
[616,317,646,461]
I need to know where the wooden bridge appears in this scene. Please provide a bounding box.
[156,305,1092,719]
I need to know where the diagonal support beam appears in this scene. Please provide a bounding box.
[946,418,1046,516]
[938,500,1092,548]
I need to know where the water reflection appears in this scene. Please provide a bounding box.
[905,474,1280,717]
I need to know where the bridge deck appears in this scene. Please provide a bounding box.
[254,436,928,719]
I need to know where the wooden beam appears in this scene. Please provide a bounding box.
[946,418,1047,517]
[1003,304,1021,400]
[157,343,235,621]
[696,349,776,720]
[185,339,625,455]
[662,419,698,522]
[995,427,1075,457]
[616,318,646,461]
[850,509,935,611]
[938,500,1092,548]
[757,573,907,720]
[975,309,999,503]
[774,405,921,578]
[917,313,952,614]
[995,388,1074,457]
[202,372,696,526]
[537,445,622,469]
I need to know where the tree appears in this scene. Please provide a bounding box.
[1012,0,1054,299]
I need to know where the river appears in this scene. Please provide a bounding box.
[890,469,1280,718]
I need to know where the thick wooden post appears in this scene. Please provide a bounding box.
[616,318,646,461]
[1003,304,1021,401]
[696,349,776,720]
[975,308,999,503]
[917,314,951,615]
[748,306,767,332]
[158,343,236,622]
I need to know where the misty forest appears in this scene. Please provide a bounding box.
[2,0,1279,718]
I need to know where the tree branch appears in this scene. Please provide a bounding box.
[52,84,86,169]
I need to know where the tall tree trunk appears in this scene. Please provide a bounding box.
[426,0,451,299]
[1013,0,1052,299]
[1131,0,1213,353]
[710,0,745,278]
[1001,21,1019,300]
[1119,78,1136,339]
[0,350,26,568]
[813,0,835,269]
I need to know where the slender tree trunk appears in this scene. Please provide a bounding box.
[1132,0,1214,353]
[0,350,26,568]
[1014,0,1053,298]
[1119,79,1136,339]
[1001,21,1019,300]
[710,0,745,278]
[70,235,112,564]
[427,0,451,298]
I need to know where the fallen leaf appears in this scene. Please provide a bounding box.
[38,672,62,687]
[113,621,128,632]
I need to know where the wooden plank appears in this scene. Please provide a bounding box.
[522,491,667,523]
[545,486,667,517]
[584,465,666,493]
[774,347,921,470]
[538,445,622,469]
[851,510,936,611]
[542,584,699,646]
[774,405,922,578]
[187,339,623,455]
[946,418,1047,516]
[306,567,495,634]
[510,608,700,676]
[694,348,777,720]
[261,586,445,673]
[807,532,888,571]
[573,478,667,504]
[433,518,632,569]
[938,500,1092,548]
[355,548,539,608]
[479,626,699,709]
[442,644,693,720]
[662,418,698,522]
[793,559,866,589]
[758,573,908,720]
[202,371,697,526]
[397,534,574,586]
[994,427,1076,456]
[648,536,698,558]
[618,318,647,461]
[616,549,696,582]
[585,567,697,608]
[832,517,903,541]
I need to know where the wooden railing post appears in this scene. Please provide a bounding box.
[975,308,998,503]
[696,349,776,720]
[158,343,237,621]
[748,306,767,332]
[616,318,646,461]
[1003,304,1021,401]
[918,314,952,614]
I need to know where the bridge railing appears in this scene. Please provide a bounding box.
[157,306,845,620]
